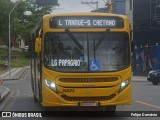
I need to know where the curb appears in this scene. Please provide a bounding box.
[132,76,147,82]
[132,80,148,82]
[0,87,10,103]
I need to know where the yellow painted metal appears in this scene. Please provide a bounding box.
[33,12,132,107]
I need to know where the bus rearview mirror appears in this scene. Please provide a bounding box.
[35,38,41,53]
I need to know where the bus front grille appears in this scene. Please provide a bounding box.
[61,94,116,101]
[59,77,118,83]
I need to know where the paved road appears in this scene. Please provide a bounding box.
[1,70,160,120]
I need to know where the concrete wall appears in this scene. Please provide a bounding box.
[113,0,126,15]
[132,0,160,47]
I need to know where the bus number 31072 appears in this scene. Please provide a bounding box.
[62,89,75,92]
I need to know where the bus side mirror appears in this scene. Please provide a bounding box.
[131,41,135,53]
[35,38,41,53]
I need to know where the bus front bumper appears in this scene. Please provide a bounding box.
[42,83,131,107]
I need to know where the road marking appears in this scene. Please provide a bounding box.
[136,100,160,109]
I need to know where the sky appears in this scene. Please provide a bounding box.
[11,0,108,14]
[52,0,107,14]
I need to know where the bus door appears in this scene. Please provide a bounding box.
[34,36,42,102]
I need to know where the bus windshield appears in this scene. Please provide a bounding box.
[44,32,130,72]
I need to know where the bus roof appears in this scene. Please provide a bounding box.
[43,12,128,20]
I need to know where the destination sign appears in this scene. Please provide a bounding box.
[49,16,124,28]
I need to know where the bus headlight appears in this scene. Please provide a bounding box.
[45,79,56,91]
[119,79,130,91]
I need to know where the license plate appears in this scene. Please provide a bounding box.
[80,102,97,106]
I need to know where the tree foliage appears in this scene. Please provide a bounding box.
[0,0,55,45]
[0,0,12,42]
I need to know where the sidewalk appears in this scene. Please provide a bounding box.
[1,67,27,80]
[0,66,30,103]
[132,76,147,82]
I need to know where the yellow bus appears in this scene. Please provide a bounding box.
[30,12,132,111]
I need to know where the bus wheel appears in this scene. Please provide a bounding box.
[34,95,39,103]
[104,105,116,112]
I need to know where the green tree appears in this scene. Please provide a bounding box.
[11,0,54,44]
[0,0,12,44]
[0,0,56,47]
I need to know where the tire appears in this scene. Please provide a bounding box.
[104,105,116,112]
[31,74,34,92]
[152,80,158,85]
[34,95,39,103]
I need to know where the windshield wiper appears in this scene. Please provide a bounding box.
[93,38,96,61]
[65,28,83,50]
[94,29,110,50]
